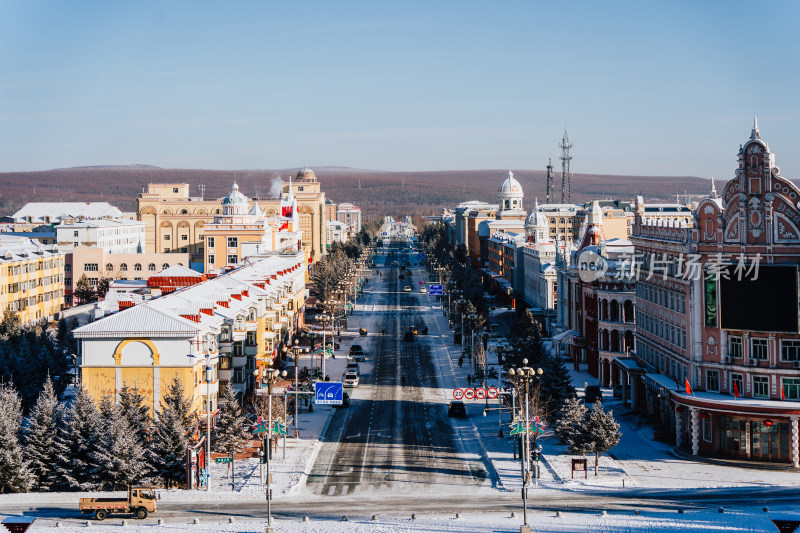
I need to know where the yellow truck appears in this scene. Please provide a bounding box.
[79,486,158,520]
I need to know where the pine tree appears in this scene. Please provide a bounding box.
[583,401,622,475]
[213,383,251,456]
[540,353,577,421]
[94,405,149,491]
[53,386,104,490]
[0,384,31,493]
[505,310,547,369]
[553,396,588,450]
[25,378,60,491]
[151,376,194,488]
[118,384,152,439]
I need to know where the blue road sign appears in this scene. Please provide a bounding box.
[382,232,388,236]
[315,382,344,405]
[429,284,443,295]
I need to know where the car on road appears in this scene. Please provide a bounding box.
[343,372,359,387]
[448,401,467,418]
[419,286,427,293]
[346,362,361,375]
[349,344,365,358]
[333,391,350,408]
[403,286,412,292]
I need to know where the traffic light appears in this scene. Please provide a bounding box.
[260,442,268,464]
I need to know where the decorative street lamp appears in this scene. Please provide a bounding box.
[507,360,544,531]
[254,365,286,531]
[187,338,212,491]
[282,338,309,438]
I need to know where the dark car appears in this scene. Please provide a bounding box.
[448,401,467,418]
[403,330,415,342]
[333,391,350,408]
[584,385,603,404]
[349,344,365,358]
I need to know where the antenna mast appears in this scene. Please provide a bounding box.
[560,129,573,203]
[546,158,554,204]
[198,183,206,199]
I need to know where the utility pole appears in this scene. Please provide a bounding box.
[545,158,554,204]
[560,129,573,203]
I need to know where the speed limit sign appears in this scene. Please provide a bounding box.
[487,387,499,399]
[452,388,464,400]
[464,388,476,400]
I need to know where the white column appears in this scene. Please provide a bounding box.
[675,410,683,448]
[791,416,799,468]
[153,366,161,419]
[690,407,700,455]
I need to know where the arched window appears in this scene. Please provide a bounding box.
[148,263,156,271]
[162,263,170,270]
[119,263,128,271]
[134,263,142,271]
[106,263,114,272]
[180,209,188,215]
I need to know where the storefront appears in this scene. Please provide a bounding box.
[672,391,800,467]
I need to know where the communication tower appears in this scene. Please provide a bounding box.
[560,129,573,203]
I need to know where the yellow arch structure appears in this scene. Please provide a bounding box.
[113,338,161,366]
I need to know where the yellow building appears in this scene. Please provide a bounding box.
[137,168,329,265]
[0,236,65,323]
[74,253,308,416]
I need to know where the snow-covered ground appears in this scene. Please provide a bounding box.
[14,506,800,532]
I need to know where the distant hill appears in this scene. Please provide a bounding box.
[0,166,714,220]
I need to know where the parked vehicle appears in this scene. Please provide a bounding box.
[343,372,360,387]
[80,486,157,521]
[448,401,467,418]
[333,391,350,408]
[419,286,427,294]
[403,286,412,292]
[359,328,368,336]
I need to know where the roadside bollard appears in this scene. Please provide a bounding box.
[372,515,379,521]
[556,511,563,518]
[510,512,516,518]
[85,522,91,528]
[228,517,235,523]
[341,516,348,522]
[455,513,461,519]
[121,519,127,527]
[634,510,640,516]
[411,514,417,520]
[193,518,200,524]
[157,518,164,525]
[55,522,62,528]
[601,510,607,517]
[678,509,684,514]
[303,516,310,522]
[718,507,724,514]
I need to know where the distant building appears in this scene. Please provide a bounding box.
[521,202,561,333]
[0,236,65,323]
[326,220,347,245]
[336,203,362,236]
[10,202,124,224]
[56,219,145,254]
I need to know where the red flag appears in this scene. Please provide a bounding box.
[279,221,288,231]
[308,255,313,264]
[685,378,692,395]
[782,386,786,401]
[281,205,293,217]
[733,381,739,398]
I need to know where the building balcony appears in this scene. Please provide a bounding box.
[219,369,232,381]
[244,344,258,356]
[233,356,247,368]
[598,319,636,330]
[219,341,233,353]
[245,320,258,332]
[232,330,246,342]
[196,379,219,398]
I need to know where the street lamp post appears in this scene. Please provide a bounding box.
[187,339,212,491]
[255,365,286,531]
[283,339,308,438]
[508,360,544,531]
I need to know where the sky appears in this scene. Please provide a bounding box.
[1,0,799,179]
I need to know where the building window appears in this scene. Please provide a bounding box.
[706,370,719,392]
[134,263,142,271]
[730,373,743,396]
[173,187,179,193]
[88,277,99,287]
[246,331,256,345]
[65,264,72,272]
[783,378,800,400]
[119,263,127,271]
[180,209,188,214]
[148,263,156,271]
[781,340,800,362]
[753,375,769,399]
[751,338,768,360]
[85,263,98,272]
[729,336,743,359]
[208,237,215,248]
[181,234,188,241]
[164,234,170,240]
[207,255,215,264]
[227,255,238,264]
[65,278,71,286]
[702,417,712,442]
[162,263,169,270]
[73,230,79,237]
[227,237,238,248]
[105,263,113,271]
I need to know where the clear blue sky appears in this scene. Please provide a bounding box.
[2,1,799,180]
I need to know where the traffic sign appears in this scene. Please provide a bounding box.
[429,284,443,295]
[476,388,486,400]
[215,457,232,464]
[315,382,343,405]
[453,388,464,399]
[487,387,499,399]
[464,388,476,400]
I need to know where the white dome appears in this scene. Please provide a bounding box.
[498,170,524,196]
[222,183,248,207]
[525,209,548,230]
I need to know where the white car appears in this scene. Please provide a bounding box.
[403,286,412,292]
[419,286,427,294]
[343,372,360,387]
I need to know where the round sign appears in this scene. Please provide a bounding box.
[476,388,486,400]
[453,388,464,400]
[487,387,499,399]
[464,388,476,400]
